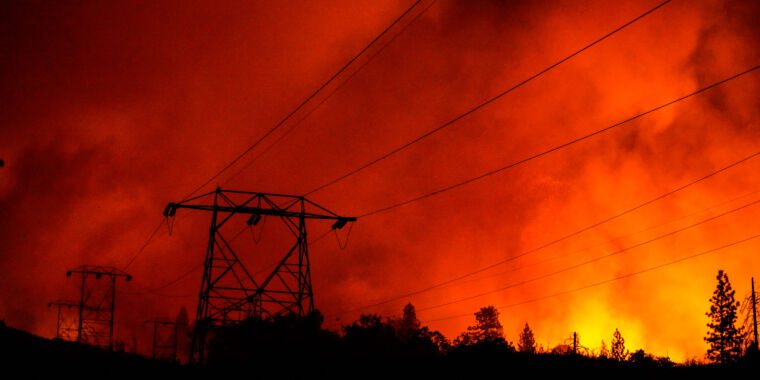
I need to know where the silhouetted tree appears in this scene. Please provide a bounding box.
[628,349,654,365]
[343,314,399,357]
[611,328,627,361]
[460,305,503,344]
[207,310,341,368]
[401,303,421,332]
[705,269,744,364]
[517,323,536,353]
[453,306,514,354]
[428,329,451,353]
[344,311,444,359]
[392,303,423,342]
[628,349,674,368]
[392,303,447,357]
[599,340,609,358]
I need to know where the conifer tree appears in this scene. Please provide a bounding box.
[611,328,627,361]
[518,323,536,353]
[705,270,744,364]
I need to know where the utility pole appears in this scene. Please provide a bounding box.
[573,331,578,355]
[66,266,132,350]
[164,188,356,364]
[752,277,759,351]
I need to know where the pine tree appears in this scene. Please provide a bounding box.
[611,328,627,361]
[455,305,504,346]
[400,303,421,333]
[393,303,422,342]
[704,269,745,364]
[470,305,503,342]
[518,323,536,353]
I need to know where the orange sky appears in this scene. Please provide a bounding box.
[1,0,759,362]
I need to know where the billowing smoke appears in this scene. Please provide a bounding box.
[1,0,759,361]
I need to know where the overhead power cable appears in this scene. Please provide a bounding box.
[412,187,760,295]
[416,197,760,313]
[127,229,334,296]
[332,148,760,316]
[303,0,673,197]
[119,1,425,270]
[222,0,439,187]
[184,0,425,201]
[425,231,760,322]
[358,64,760,218]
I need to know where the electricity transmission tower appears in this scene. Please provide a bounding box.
[145,319,179,361]
[66,265,132,350]
[163,188,356,364]
[47,300,80,340]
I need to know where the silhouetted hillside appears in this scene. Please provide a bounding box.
[0,321,184,373]
[2,319,756,377]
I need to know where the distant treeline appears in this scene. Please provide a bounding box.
[203,305,756,375]
[201,270,759,374]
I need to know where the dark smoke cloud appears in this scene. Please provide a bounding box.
[1,0,759,361]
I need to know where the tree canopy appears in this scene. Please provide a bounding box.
[704,269,744,364]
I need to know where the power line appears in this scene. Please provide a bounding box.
[183,0,425,200]
[303,0,673,197]
[119,1,425,271]
[413,187,760,295]
[126,263,203,296]
[415,197,760,313]
[123,219,165,270]
[127,228,335,297]
[358,63,760,218]
[332,149,760,316]
[222,0,439,188]
[425,231,760,323]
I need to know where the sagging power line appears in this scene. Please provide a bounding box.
[302,0,673,197]
[185,0,427,200]
[357,63,760,218]
[335,148,760,316]
[221,0,440,188]
[119,0,427,272]
[426,231,760,323]
[415,197,760,313]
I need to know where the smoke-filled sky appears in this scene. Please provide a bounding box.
[2,0,760,362]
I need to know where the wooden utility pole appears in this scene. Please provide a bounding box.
[573,331,578,355]
[752,277,758,351]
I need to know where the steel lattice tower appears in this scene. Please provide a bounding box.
[47,300,80,341]
[66,265,132,350]
[163,188,355,364]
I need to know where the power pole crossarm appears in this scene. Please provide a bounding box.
[164,200,356,226]
[163,188,356,364]
[65,265,132,349]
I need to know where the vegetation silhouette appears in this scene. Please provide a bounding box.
[705,269,745,364]
[518,322,536,353]
[611,328,628,361]
[4,270,760,375]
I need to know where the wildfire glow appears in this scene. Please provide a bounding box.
[1,0,759,363]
